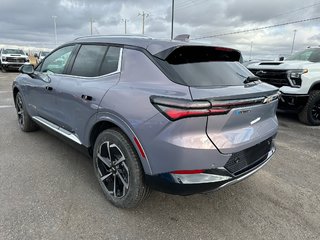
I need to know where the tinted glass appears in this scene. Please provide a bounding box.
[156,47,251,87]
[287,48,320,62]
[41,46,74,74]
[71,45,108,77]
[100,47,121,75]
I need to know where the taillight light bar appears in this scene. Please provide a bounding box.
[150,92,279,121]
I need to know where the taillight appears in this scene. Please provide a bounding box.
[150,96,230,121]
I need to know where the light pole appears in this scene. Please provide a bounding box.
[171,0,174,40]
[90,18,95,35]
[122,19,129,34]
[138,11,149,35]
[291,30,297,54]
[52,16,57,46]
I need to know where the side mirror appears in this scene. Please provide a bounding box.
[19,64,34,75]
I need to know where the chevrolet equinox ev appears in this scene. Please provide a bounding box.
[13,36,279,208]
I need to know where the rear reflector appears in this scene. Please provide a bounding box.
[133,136,146,158]
[172,169,204,174]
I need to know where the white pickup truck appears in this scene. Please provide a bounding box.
[247,47,320,126]
[0,48,30,72]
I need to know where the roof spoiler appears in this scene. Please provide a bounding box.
[154,45,242,62]
[174,34,190,42]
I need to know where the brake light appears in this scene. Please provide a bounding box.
[214,47,234,52]
[162,107,230,120]
[172,169,204,174]
[164,108,208,119]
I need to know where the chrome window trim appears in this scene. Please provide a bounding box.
[37,47,123,80]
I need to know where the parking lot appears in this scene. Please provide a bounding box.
[0,71,319,240]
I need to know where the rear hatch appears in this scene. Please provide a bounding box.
[154,46,279,154]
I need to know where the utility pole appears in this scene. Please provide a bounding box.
[122,19,129,34]
[291,30,297,54]
[90,18,95,35]
[249,41,253,60]
[171,0,174,40]
[52,16,57,45]
[138,11,149,35]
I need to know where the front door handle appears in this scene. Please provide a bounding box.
[45,86,53,91]
[81,95,93,101]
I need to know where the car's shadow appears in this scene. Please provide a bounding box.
[276,111,301,127]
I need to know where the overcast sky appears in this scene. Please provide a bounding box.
[0,0,320,60]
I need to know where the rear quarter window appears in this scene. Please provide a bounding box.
[100,47,121,75]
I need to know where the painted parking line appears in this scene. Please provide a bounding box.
[0,105,14,109]
[0,91,12,93]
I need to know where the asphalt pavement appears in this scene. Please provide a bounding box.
[0,71,319,240]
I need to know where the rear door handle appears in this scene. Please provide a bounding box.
[81,95,93,101]
[45,86,53,91]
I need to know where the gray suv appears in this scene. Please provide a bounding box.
[13,36,279,208]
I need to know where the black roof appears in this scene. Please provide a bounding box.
[72,35,204,55]
[69,35,241,60]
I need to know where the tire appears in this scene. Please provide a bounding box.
[1,65,6,72]
[298,90,320,126]
[93,128,150,208]
[15,92,38,132]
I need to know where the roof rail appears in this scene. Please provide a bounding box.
[74,34,152,41]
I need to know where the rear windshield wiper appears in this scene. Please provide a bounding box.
[236,72,260,84]
[243,76,260,84]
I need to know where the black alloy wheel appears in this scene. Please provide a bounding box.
[96,140,129,198]
[15,92,38,132]
[93,128,150,208]
[311,99,320,121]
[15,93,25,128]
[299,90,320,126]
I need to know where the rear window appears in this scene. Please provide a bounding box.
[155,46,252,87]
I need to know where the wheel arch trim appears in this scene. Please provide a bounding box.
[309,80,320,93]
[87,112,152,175]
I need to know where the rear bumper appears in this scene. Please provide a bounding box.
[146,143,276,195]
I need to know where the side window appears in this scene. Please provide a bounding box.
[71,45,108,77]
[100,47,121,75]
[40,46,74,74]
[309,50,320,62]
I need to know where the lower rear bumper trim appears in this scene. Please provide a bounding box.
[146,145,275,195]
